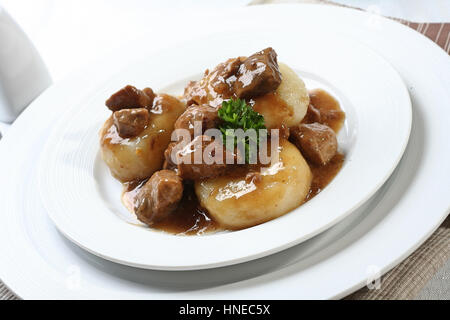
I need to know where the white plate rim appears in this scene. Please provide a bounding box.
[37,29,411,270]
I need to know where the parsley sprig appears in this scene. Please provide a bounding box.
[218,98,266,163]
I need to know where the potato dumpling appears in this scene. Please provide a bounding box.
[100,94,186,182]
[253,62,309,129]
[195,139,312,229]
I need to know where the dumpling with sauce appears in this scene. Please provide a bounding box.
[100,86,186,182]
[194,139,312,229]
[253,62,310,129]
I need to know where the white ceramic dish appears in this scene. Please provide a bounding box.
[0,4,448,298]
[38,30,411,270]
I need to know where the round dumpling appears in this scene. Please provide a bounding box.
[195,139,312,229]
[99,94,186,182]
[253,62,309,129]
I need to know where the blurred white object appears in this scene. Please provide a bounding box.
[0,6,51,123]
[0,121,9,136]
[0,0,251,82]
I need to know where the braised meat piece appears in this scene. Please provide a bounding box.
[163,142,178,171]
[290,123,337,166]
[174,104,220,138]
[183,81,200,106]
[234,47,282,99]
[218,57,242,78]
[142,87,156,101]
[105,85,155,111]
[112,108,150,138]
[183,57,242,107]
[134,170,183,225]
[302,103,322,124]
[308,88,345,132]
[172,135,236,180]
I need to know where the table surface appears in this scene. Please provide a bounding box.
[0,0,448,300]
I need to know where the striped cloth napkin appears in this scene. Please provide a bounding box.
[1,1,449,300]
[401,22,450,52]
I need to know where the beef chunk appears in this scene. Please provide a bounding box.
[234,47,282,99]
[163,142,178,171]
[174,105,220,138]
[302,103,322,124]
[205,57,242,100]
[183,81,200,106]
[279,124,290,140]
[290,123,337,166]
[183,57,242,107]
[142,87,156,101]
[217,57,242,79]
[105,85,155,111]
[113,108,149,138]
[172,135,234,180]
[134,170,183,226]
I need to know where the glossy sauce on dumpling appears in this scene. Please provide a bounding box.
[100,94,186,182]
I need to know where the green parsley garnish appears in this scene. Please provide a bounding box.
[218,98,267,163]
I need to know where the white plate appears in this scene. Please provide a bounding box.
[38,30,411,270]
[0,4,448,298]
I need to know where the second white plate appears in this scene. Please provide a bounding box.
[38,29,411,270]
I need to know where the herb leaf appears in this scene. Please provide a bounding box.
[218,98,266,163]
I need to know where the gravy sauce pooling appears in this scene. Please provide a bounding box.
[122,89,345,235]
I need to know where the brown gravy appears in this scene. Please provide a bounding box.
[308,88,345,132]
[122,89,345,235]
[305,153,344,202]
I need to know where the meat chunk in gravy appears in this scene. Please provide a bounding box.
[234,47,282,99]
[134,170,183,225]
[183,57,242,107]
[174,105,220,138]
[302,103,322,124]
[163,142,178,171]
[183,81,199,106]
[167,135,236,180]
[290,123,337,166]
[113,108,149,138]
[105,85,155,111]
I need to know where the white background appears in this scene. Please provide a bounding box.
[1,0,450,83]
